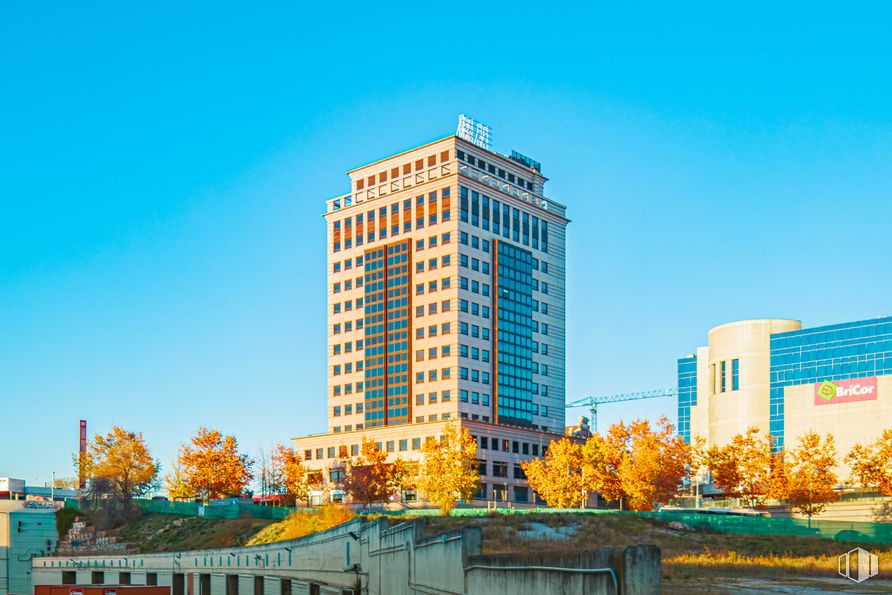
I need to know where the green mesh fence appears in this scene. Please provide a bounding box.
[651,510,892,545]
[61,498,892,545]
[65,498,296,520]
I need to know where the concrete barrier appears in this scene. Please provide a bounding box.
[33,518,660,595]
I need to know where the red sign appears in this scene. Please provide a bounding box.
[814,377,878,406]
[79,420,88,490]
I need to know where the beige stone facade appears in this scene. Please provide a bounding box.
[689,319,801,448]
[294,129,569,503]
[682,316,892,484]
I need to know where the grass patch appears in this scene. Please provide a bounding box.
[420,511,892,579]
[107,513,274,552]
[247,506,356,545]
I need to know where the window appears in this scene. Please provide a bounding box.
[416,394,424,405]
[732,358,740,391]
[492,461,508,477]
[721,360,727,393]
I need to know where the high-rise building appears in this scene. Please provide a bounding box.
[292,118,569,504]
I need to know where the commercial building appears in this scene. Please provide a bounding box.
[0,478,77,502]
[678,316,892,477]
[1,500,59,595]
[293,117,569,503]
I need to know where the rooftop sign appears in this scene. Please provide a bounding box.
[456,114,492,151]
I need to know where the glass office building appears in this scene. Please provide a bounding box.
[678,316,892,476]
[769,317,892,449]
[293,123,570,504]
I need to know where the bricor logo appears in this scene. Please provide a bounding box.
[814,377,878,406]
[818,380,838,401]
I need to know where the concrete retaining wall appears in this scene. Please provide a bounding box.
[33,518,660,594]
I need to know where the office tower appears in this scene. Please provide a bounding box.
[293,118,569,504]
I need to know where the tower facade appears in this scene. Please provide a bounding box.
[294,124,569,504]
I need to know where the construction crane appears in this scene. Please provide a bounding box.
[565,388,678,433]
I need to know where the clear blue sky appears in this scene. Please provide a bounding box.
[2,3,891,486]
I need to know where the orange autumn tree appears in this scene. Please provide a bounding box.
[706,427,781,508]
[846,429,892,497]
[177,427,254,501]
[271,443,309,506]
[778,431,840,526]
[85,425,160,502]
[342,438,407,504]
[164,463,193,501]
[583,425,627,507]
[416,423,479,515]
[522,437,586,508]
[616,417,692,511]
